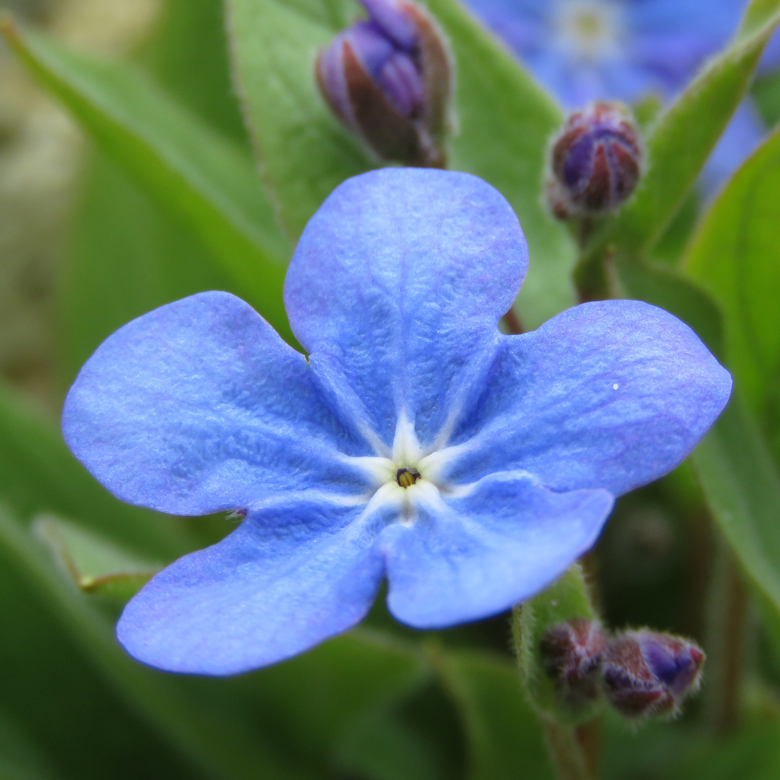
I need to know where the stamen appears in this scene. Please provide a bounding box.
[396,467,420,488]
[558,1,620,61]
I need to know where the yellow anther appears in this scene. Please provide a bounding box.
[396,468,420,489]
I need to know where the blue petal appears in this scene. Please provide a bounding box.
[443,300,732,497]
[117,495,388,675]
[381,472,613,628]
[284,168,528,451]
[63,292,371,516]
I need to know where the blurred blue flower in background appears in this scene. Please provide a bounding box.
[463,0,779,190]
[62,169,730,676]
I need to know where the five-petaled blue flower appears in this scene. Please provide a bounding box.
[62,169,731,676]
[461,0,779,189]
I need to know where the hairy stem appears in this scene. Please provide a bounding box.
[542,717,595,780]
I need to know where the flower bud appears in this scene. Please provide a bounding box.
[540,618,608,709]
[546,102,642,220]
[316,0,452,167]
[602,630,704,719]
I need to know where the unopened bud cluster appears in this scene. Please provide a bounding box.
[540,617,608,709]
[540,620,704,720]
[546,102,642,220]
[317,0,452,167]
[603,630,704,718]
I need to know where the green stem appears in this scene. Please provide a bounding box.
[704,540,748,734]
[511,567,603,779]
[502,305,525,335]
[571,218,616,303]
[541,717,594,780]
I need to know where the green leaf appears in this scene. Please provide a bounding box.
[580,0,780,265]
[752,67,780,127]
[512,564,602,726]
[2,19,293,342]
[138,0,249,143]
[33,515,160,599]
[685,126,780,412]
[225,0,371,240]
[0,496,437,780]
[0,380,188,559]
[0,504,306,780]
[226,0,574,326]
[692,393,780,623]
[333,707,447,780]
[62,150,235,384]
[242,628,430,762]
[0,707,61,780]
[436,649,554,780]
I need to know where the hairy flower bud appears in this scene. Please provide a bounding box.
[546,102,642,220]
[540,618,608,709]
[602,630,704,719]
[316,0,452,167]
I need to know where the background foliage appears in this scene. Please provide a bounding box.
[1,0,780,777]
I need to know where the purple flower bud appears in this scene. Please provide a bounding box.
[602,630,705,719]
[316,0,452,167]
[540,618,608,709]
[546,102,642,220]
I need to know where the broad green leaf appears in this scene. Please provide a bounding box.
[0,380,188,559]
[0,505,301,780]
[2,19,293,342]
[692,393,780,621]
[436,649,554,780]
[685,126,780,412]
[243,628,430,760]
[34,515,160,599]
[225,0,370,239]
[226,0,574,326]
[333,707,447,780]
[62,150,235,383]
[0,707,61,780]
[753,68,780,126]
[139,0,249,143]
[579,0,780,268]
[649,192,701,266]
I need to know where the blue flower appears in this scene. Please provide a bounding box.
[62,169,731,676]
[462,0,777,189]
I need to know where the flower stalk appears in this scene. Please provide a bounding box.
[704,540,749,734]
[512,565,603,780]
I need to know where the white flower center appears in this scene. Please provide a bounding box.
[556,0,621,61]
[344,410,459,526]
